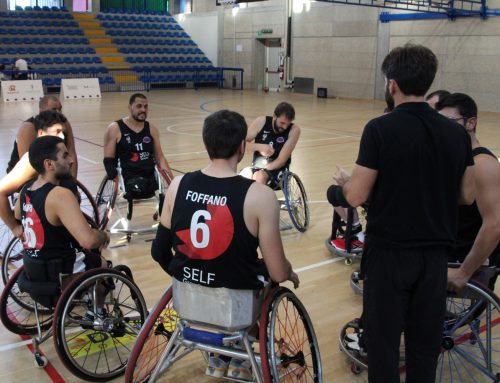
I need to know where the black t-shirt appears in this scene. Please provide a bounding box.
[252,116,292,169]
[453,147,500,260]
[115,119,156,180]
[356,102,473,249]
[168,171,266,289]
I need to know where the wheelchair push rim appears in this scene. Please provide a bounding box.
[283,172,310,233]
[53,268,147,381]
[260,287,322,382]
[95,175,119,231]
[125,286,178,383]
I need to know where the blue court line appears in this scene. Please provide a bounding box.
[199,99,221,113]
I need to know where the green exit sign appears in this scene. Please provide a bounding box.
[259,28,273,34]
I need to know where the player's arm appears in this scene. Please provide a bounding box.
[150,123,174,181]
[0,154,37,237]
[250,183,299,287]
[64,121,78,178]
[458,164,475,205]
[102,122,120,179]
[246,116,273,156]
[331,164,378,208]
[448,157,500,290]
[266,124,300,171]
[47,187,109,250]
[16,121,37,158]
[151,175,183,273]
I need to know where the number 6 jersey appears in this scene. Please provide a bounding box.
[169,171,267,289]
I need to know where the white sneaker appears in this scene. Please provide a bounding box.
[205,356,229,378]
[226,359,252,381]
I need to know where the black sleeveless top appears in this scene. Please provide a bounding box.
[252,116,292,168]
[20,182,80,260]
[169,171,266,289]
[115,119,156,179]
[7,116,36,173]
[455,147,500,260]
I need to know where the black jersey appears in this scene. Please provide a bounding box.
[252,116,292,169]
[115,119,156,179]
[20,182,80,261]
[168,171,266,289]
[6,116,36,173]
[454,147,500,260]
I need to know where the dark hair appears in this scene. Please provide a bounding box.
[33,110,67,132]
[274,102,295,120]
[129,93,147,105]
[435,93,478,119]
[425,89,450,102]
[381,44,438,96]
[202,110,247,159]
[29,136,64,174]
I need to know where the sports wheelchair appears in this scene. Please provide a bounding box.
[1,179,100,286]
[325,206,366,265]
[95,164,171,241]
[241,158,310,233]
[0,255,147,381]
[124,279,322,382]
[340,266,500,381]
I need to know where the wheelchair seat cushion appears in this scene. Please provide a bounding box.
[17,270,60,309]
[124,176,158,199]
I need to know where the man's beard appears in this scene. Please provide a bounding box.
[385,84,395,112]
[131,112,146,122]
[273,120,285,134]
[55,169,73,181]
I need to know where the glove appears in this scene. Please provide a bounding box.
[103,157,117,180]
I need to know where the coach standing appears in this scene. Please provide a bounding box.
[329,44,475,382]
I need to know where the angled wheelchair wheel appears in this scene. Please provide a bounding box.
[125,286,177,383]
[0,218,14,259]
[76,180,100,227]
[0,267,54,335]
[53,268,147,381]
[2,237,23,285]
[95,175,118,230]
[283,172,310,232]
[435,281,500,382]
[260,287,322,382]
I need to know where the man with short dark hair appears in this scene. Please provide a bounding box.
[7,95,78,176]
[0,110,71,239]
[151,109,299,379]
[330,44,475,382]
[244,102,300,186]
[103,93,173,198]
[436,93,500,290]
[14,136,108,283]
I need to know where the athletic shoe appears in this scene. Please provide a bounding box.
[330,237,364,253]
[226,359,252,381]
[205,356,229,378]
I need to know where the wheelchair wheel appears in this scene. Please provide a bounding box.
[435,281,499,382]
[95,175,118,230]
[53,268,147,381]
[0,219,14,260]
[2,237,23,285]
[76,180,100,228]
[260,287,322,382]
[0,267,54,335]
[282,172,310,232]
[125,286,178,383]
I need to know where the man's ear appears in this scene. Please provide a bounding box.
[466,117,477,132]
[388,79,398,95]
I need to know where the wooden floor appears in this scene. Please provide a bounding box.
[0,89,499,383]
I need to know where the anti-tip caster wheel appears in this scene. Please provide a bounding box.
[351,361,362,375]
[34,354,48,368]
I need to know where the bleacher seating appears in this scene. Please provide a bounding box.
[0,7,220,91]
